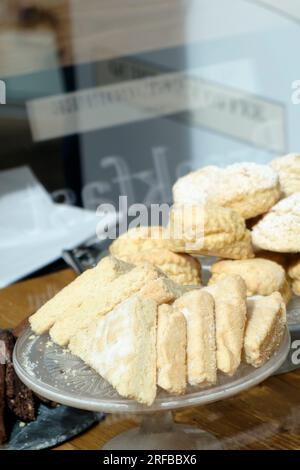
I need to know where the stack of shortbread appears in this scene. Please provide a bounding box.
[29,255,286,406]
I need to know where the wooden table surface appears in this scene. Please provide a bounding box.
[1,268,300,450]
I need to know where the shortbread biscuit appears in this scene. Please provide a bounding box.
[139,277,192,304]
[157,304,187,394]
[109,226,170,260]
[167,203,254,260]
[251,193,300,252]
[287,258,300,295]
[244,293,286,367]
[127,249,201,285]
[174,290,216,386]
[173,162,280,219]
[70,296,157,406]
[204,275,247,375]
[49,263,162,346]
[271,153,300,197]
[209,258,291,304]
[30,256,132,335]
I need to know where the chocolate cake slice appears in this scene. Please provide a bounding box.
[0,330,36,423]
[5,362,36,422]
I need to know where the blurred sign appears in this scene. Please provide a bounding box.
[27,69,285,153]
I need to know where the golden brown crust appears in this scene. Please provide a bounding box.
[209,258,289,302]
[109,226,171,260]
[244,293,286,367]
[167,203,254,260]
[173,163,281,219]
[204,274,247,376]
[123,248,201,286]
[157,304,187,394]
[174,290,216,386]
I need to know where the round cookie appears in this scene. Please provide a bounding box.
[173,162,281,219]
[209,258,291,304]
[126,248,201,286]
[109,226,170,260]
[271,153,300,197]
[287,258,300,295]
[167,202,254,260]
[251,193,300,253]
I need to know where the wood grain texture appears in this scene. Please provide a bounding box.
[1,268,300,449]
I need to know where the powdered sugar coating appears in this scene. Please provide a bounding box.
[173,162,280,219]
[252,193,300,252]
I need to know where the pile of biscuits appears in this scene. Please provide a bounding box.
[29,258,286,406]
[169,154,300,295]
[28,154,300,406]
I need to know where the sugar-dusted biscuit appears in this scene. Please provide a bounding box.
[174,290,216,386]
[109,226,170,260]
[204,275,247,375]
[270,153,300,197]
[127,248,201,285]
[69,296,157,406]
[157,304,187,394]
[244,293,286,367]
[49,263,162,346]
[29,256,132,335]
[167,202,254,260]
[251,193,300,253]
[209,258,291,304]
[173,162,280,219]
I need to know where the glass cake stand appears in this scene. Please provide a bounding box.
[13,327,290,450]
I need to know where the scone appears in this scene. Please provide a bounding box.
[204,275,247,375]
[127,248,201,285]
[244,293,286,367]
[69,296,157,406]
[29,256,132,335]
[287,258,300,295]
[251,193,300,252]
[270,153,300,197]
[173,162,280,219]
[49,263,163,346]
[109,226,170,260]
[174,290,216,386]
[167,202,254,260]
[209,258,291,304]
[157,304,187,394]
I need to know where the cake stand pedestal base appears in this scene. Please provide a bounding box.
[102,412,222,450]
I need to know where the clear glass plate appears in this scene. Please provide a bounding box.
[13,327,290,414]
